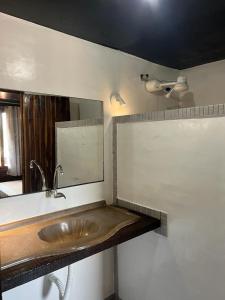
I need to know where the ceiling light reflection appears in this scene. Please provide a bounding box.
[144,0,159,9]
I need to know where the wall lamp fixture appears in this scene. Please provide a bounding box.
[110,93,126,106]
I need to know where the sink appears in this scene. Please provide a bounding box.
[38,218,99,244]
[0,202,140,269]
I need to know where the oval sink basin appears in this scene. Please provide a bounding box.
[38,218,99,244]
[1,204,141,270]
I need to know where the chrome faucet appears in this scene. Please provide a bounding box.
[53,164,66,199]
[29,160,47,191]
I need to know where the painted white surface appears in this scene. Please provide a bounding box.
[0,11,178,204]
[0,182,103,225]
[0,180,22,196]
[57,125,103,187]
[3,251,114,300]
[181,59,225,106]
[0,12,177,300]
[0,12,178,115]
[117,117,225,300]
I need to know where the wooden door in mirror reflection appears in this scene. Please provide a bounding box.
[21,94,70,193]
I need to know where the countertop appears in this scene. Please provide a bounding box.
[1,202,160,292]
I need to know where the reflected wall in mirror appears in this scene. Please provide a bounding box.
[56,98,103,187]
[0,89,103,199]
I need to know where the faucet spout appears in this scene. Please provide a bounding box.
[29,160,47,191]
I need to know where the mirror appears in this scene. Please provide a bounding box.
[0,89,103,199]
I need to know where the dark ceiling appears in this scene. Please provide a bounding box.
[0,0,225,69]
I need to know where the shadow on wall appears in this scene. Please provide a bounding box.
[154,91,195,111]
[180,92,195,108]
[42,276,51,298]
[165,91,195,109]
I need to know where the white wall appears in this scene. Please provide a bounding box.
[0,12,178,300]
[0,183,104,225]
[115,57,225,300]
[1,9,225,300]
[181,59,225,106]
[3,252,114,300]
[57,124,103,187]
[117,117,225,300]
[0,11,179,207]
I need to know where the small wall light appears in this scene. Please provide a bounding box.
[110,93,126,106]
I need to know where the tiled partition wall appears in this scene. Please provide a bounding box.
[113,104,225,235]
[113,103,225,203]
[113,104,225,300]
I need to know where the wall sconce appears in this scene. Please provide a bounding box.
[110,93,126,106]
